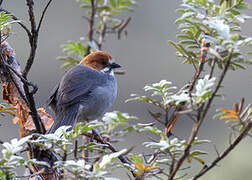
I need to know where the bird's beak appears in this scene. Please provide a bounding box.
[109,61,121,69]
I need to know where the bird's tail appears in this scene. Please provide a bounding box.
[47,104,79,134]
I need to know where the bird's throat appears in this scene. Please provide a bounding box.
[101,67,114,76]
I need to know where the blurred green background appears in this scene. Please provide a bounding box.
[1,0,252,179]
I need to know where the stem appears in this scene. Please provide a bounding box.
[97,23,106,50]
[117,17,131,39]
[23,84,46,134]
[209,57,217,79]
[23,0,37,78]
[86,0,97,55]
[192,122,252,180]
[37,0,53,34]
[90,129,132,165]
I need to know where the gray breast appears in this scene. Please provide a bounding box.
[77,74,117,122]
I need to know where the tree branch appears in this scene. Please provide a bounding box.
[168,50,233,180]
[97,23,106,50]
[0,41,45,134]
[23,0,37,78]
[37,0,53,34]
[86,0,97,55]
[192,121,252,180]
[117,17,131,40]
[85,129,132,165]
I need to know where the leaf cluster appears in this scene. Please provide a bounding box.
[58,0,136,69]
[170,0,252,70]
[0,11,20,40]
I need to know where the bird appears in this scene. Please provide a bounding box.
[46,51,121,133]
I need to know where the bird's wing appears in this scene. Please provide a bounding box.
[56,65,106,108]
[46,84,59,111]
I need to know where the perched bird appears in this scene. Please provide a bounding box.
[47,51,121,133]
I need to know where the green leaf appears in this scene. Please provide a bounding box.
[61,41,87,58]
[228,9,241,15]
[97,149,127,170]
[190,150,208,156]
[110,0,117,8]
[190,155,205,164]
[81,0,91,4]
[81,5,91,8]
[57,56,80,69]
[168,41,188,57]
[235,2,250,9]
[129,154,143,164]
[179,40,196,45]
[230,62,246,69]
[219,0,227,16]
[126,95,162,107]
[176,34,193,40]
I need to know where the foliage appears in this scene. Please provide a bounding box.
[0,12,19,123]
[169,0,252,70]
[58,0,136,69]
[0,112,135,179]
[0,104,15,117]
[0,11,20,40]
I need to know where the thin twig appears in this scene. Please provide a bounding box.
[86,0,97,55]
[24,84,46,134]
[97,23,106,49]
[117,17,131,39]
[23,0,37,77]
[82,129,138,177]
[74,140,78,160]
[168,150,175,174]
[192,121,252,180]
[147,150,160,164]
[209,57,217,79]
[26,0,36,39]
[90,129,132,165]
[213,144,220,157]
[37,0,53,34]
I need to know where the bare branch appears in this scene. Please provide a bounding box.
[97,23,106,50]
[117,17,131,40]
[23,0,37,78]
[86,0,97,55]
[209,57,217,79]
[89,129,132,165]
[37,0,53,34]
[192,122,252,180]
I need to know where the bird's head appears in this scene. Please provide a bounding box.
[80,51,121,73]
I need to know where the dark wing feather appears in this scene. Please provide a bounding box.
[56,65,106,108]
[46,84,59,112]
